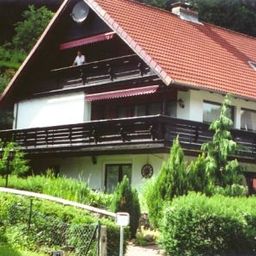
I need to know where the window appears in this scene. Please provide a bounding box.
[148,102,161,115]
[105,164,132,193]
[166,101,177,117]
[203,101,233,124]
[117,105,130,118]
[134,104,146,116]
[241,108,256,132]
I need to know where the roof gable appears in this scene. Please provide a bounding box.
[2,0,256,104]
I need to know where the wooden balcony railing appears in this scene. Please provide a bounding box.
[0,115,255,160]
[50,54,156,88]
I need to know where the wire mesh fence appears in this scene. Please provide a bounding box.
[2,197,101,256]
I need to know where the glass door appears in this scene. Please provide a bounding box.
[105,164,132,193]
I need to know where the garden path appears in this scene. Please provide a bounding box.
[125,244,165,256]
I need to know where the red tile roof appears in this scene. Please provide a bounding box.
[2,0,256,103]
[89,0,256,100]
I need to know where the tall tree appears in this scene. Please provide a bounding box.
[0,5,53,89]
[190,0,256,36]
[137,0,256,37]
[12,5,53,53]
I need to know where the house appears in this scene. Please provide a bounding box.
[0,0,256,193]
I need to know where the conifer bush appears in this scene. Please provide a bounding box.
[111,176,141,238]
[201,95,243,188]
[144,136,188,227]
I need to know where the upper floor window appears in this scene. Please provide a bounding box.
[166,101,177,117]
[134,104,146,116]
[148,102,162,115]
[241,108,256,132]
[203,101,234,124]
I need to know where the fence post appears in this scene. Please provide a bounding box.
[99,225,107,256]
[28,198,33,230]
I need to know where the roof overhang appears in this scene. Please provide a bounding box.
[85,84,159,101]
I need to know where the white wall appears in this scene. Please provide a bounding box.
[177,90,256,128]
[31,154,167,191]
[15,92,91,129]
[30,153,256,191]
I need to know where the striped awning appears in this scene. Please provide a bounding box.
[60,32,115,50]
[85,85,159,101]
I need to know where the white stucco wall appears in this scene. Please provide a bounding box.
[60,154,167,191]
[31,154,167,191]
[15,92,91,129]
[177,90,256,128]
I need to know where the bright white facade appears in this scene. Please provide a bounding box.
[14,92,91,129]
[178,89,256,129]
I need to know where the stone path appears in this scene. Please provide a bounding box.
[125,244,165,256]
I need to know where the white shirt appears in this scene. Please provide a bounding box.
[74,55,85,66]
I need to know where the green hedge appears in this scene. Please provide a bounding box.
[160,193,256,256]
[0,175,112,208]
[0,194,122,256]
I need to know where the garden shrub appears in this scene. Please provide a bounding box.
[0,194,121,256]
[144,136,188,227]
[160,193,256,256]
[209,183,248,197]
[0,142,29,187]
[111,176,141,238]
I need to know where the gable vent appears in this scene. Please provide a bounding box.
[248,60,256,71]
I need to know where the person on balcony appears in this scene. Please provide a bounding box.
[73,50,86,66]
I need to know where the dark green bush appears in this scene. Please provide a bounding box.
[160,193,256,256]
[144,136,188,227]
[111,176,141,238]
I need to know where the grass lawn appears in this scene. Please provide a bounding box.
[0,245,47,256]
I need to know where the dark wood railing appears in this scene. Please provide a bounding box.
[0,115,255,160]
[51,54,155,88]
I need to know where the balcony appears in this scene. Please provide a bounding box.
[49,54,158,91]
[0,115,255,161]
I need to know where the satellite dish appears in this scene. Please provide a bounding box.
[71,1,90,23]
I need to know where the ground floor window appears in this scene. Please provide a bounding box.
[105,164,132,193]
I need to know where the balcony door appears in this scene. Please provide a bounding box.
[245,173,256,195]
[105,164,132,193]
